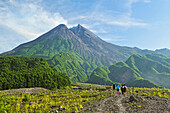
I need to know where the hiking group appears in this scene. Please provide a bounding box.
[113,84,127,96]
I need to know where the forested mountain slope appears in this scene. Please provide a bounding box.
[87,66,113,85]
[125,54,170,88]
[88,54,170,88]
[0,56,71,90]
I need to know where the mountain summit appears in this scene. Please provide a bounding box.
[70,24,107,47]
[0,24,165,82]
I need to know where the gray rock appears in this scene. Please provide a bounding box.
[129,95,137,102]
[72,110,77,113]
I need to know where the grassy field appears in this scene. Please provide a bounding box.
[127,87,170,98]
[0,83,170,112]
[0,87,112,113]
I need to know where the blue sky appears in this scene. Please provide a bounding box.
[0,0,170,53]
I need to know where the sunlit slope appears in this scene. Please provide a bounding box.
[87,66,113,85]
[126,54,170,88]
[88,54,170,88]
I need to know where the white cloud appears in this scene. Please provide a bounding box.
[90,29,98,33]
[90,13,148,27]
[67,0,148,29]
[80,24,92,29]
[125,0,139,16]
[0,1,68,41]
[90,28,107,34]
[102,36,126,42]
[110,0,148,27]
[144,0,151,3]
[108,21,147,27]
[68,15,87,21]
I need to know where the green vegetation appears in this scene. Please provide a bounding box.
[3,37,106,82]
[128,87,170,98]
[156,48,170,58]
[87,66,113,85]
[0,89,112,113]
[0,82,170,113]
[9,38,72,59]
[48,53,90,82]
[1,24,160,84]
[126,54,170,88]
[0,56,71,90]
[1,24,170,87]
[88,54,170,88]
[108,61,159,88]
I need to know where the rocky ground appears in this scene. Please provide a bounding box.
[0,87,49,95]
[82,91,170,113]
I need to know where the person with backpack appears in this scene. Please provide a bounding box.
[113,84,116,90]
[116,85,120,94]
[113,84,116,94]
[121,84,124,95]
[122,84,127,96]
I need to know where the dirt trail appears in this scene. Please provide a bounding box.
[96,96,113,113]
[83,91,170,113]
[96,93,126,113]
[116,95,126,113]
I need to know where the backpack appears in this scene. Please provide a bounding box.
[121,86,123,91]
[123,86,127,92]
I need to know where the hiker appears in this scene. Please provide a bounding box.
[113,84,116,94]
[121,84,124,95]
[113,84,116,90]
[122,84,127,96]
[116,85,120,94]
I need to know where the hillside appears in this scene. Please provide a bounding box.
[47,53,89,82]
[87,66,113,85]
[0,24,160,82]
[156,48,170,57]
[88,54,170,88]
[126,54,170,88]
[108,62,159,88]
[0,56,71,90]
